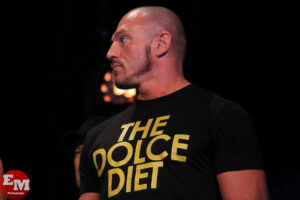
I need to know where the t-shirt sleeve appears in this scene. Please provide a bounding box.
[79,139,100,196]
[211,101,264,175]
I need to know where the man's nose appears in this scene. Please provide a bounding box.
[106,42,118,60]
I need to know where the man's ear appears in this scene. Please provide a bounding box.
[153,31,171,57]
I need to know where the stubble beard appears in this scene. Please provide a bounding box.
[115,45,152,89]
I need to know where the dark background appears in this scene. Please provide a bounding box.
[1,0,298,199]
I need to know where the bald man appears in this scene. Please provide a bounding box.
[79,6,268,200]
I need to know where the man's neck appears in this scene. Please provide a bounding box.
[136,77,191,101]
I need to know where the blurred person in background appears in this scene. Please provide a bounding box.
[60,115,107,189]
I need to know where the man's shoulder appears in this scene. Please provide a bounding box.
[184,84,220,107]
[188,84,232,103]
[187,84,245,115]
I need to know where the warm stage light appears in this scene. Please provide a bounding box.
[100,70,136,104]
[113,84,125,96]
[124,89,136,98]
[104,71,112,82]
[103,95,111,102]
[100,84,108,93]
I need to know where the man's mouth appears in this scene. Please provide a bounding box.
[111,62,122,69]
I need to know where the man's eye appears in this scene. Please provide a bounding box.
[120,37,128,43]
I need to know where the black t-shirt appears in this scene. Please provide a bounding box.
[80,84,264,200]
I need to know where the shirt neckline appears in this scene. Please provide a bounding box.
[135,84,193,106]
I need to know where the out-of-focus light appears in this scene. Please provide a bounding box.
[103,95,111,102]
[124,89,136,98]
[100,84,108,93]
[128,98,135,103]
[104,71,112,82]
[101,70,136,104]
[101,30,109,38]
[113,84,125,96]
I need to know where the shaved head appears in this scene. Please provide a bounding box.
[107,6,190,98]
[122,6,187,61]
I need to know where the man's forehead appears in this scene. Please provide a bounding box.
[112,15,149,39]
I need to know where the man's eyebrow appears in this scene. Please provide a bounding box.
[111,30,127,42]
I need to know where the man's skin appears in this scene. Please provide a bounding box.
[79,6,268,200]
[74,144,84,188]
[0,158,6,200]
